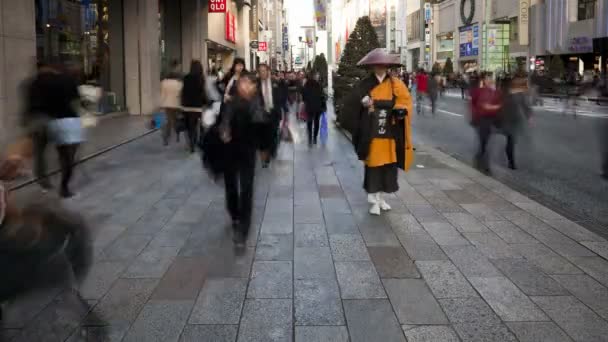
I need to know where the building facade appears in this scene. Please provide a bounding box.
[0,0,255,144]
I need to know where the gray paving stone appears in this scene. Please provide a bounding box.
[294,223,328,247]
[179,324,238,342]
[514,202,563,220]
[442,212,490,233]
[532,296,608,342]
[468,276,548,321]
[122,300,193,342]
[407,204,445,223]
[416,261,477,298]
[581,241,608,259]
[544,219,605,242]
[552,274,608,320]
[402,325,460,342]
[321,198,352,214]
[444,189,480,204]
[294,247,335,279]
[123,245,181,278]
[368,246,420,278]
[295,278,345,325]
[343,299,406,342]
[148,224,193,248]
[439,297,501,325]
[452,322,518,342]
[151,257,207,301]
[484,220,538,244]
[461,203,504,222]
[463,232,521,259]
[85,278,159,325]
[101,233,154,262]
[238,299,293,342]
[335,261,386,299]
[506,322,573,342]
[421,221,470,246]
[324,213,359,234]
[397,233,449,261]
[79,261,128,300]
[492,258,568,296]
[569,256,608,287]
[66,323,131,342]
[1,287,62,328]
[358,224,401,246]
[248,261,293,299]
[329,234,371,261]
[189,278,247,324]
[255,234,294,261]
[510,243,583,275]
[294,205,324,224]
[386,213,425,234]
[260,219,294,235]
[383,279,448,325]
[442,245,502,277]
[294,326,349,342]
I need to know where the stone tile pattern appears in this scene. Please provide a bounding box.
[4,125,608,342]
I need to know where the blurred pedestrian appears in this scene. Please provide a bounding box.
[302,71,326,146]
[222,58,247,103]
[23,63,84,198]
[181,60,209,153]
[428,73,439,115]
[498,76,532,170]
[257,64,283,166]
[0,138,93,320]
[343,49,414,216]
[160,61,184,146]
[219,73,262,246]
[470,73,503,174]
[415,69,429,115]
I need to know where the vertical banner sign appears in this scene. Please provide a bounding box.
[225,11,236,43]
[209,0,227,13]
[424,2,432,24]
[369,0,387,48]
[519,0,529,45]
[314,0,327,31]
[282,25,289,51]
[250,0,258,41]
[305,28,314,47]
[258,42,268,51]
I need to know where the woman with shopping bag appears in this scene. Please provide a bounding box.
[343,49,414,216]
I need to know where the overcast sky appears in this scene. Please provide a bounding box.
[285,0,314,46]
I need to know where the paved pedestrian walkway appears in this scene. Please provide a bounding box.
[3,120,608,342]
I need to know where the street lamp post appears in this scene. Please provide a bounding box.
[392,28,404,66]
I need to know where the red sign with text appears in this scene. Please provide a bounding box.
[225,11,236,43]
[258,42,268,51]
[209,0,226,13]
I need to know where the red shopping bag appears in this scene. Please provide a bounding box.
[298,103,308,121]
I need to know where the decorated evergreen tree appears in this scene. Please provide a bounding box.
[312,53,329,87]
[444,57,454,76]
[333,16,380,123]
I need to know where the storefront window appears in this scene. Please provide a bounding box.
[578,0,596,21]
[35,0,125,113]
[482,23,510,74]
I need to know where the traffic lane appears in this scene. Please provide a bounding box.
[412,96,608,230]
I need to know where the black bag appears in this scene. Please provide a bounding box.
[369,100,395,138]
[175,115,187,133]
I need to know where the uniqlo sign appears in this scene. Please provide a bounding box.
[225,11,236,43]
[209,0,226,13]
[258,42,268,51]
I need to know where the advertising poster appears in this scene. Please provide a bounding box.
[314,0,327,31]
[369,0,386,48]
[305,28,314,47]
[459,24,479,57]
[250,0,258,41]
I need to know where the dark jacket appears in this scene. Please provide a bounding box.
[23,71,80,122]
[499,92,531,135]
[302,79,326,114]
[257,78,284,119]
[181,73,208,109]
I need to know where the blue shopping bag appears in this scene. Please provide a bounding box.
[48,118,85,145]
[153,112,166,129]
[320,111,328,145]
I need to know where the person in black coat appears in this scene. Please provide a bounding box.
[181,60,209,153]
[257,64,285,166]
[218,73,262,246]
[302,72,326,146]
